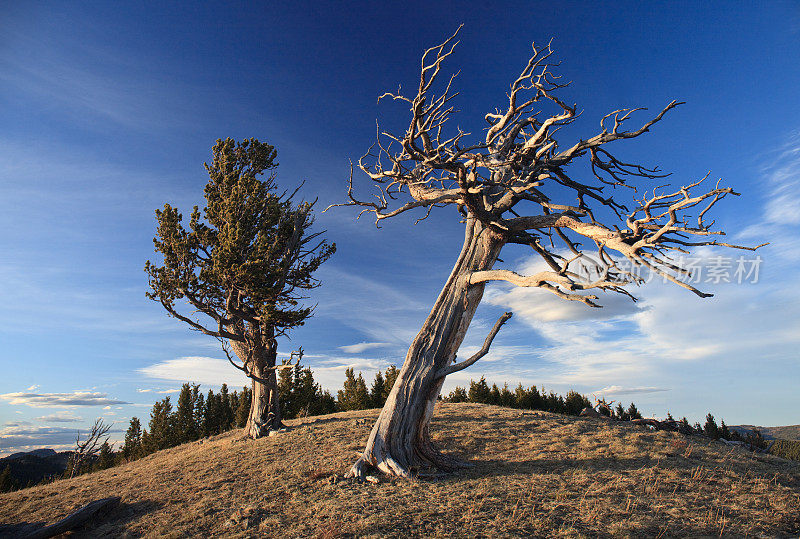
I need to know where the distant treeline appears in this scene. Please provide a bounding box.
[3,362,798,494]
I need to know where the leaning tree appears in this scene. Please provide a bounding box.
[329,28,764,478]
[146,138,335,438]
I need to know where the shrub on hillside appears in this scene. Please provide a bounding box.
[769,439,800,461]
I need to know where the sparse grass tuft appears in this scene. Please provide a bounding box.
[1,403,798,537]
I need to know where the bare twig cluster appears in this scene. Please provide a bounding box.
[69,419,112,478]
[328,26,765,306]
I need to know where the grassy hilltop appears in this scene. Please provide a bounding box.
[1,403,799,537]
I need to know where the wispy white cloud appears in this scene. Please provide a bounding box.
[338,342,391,353]
[34,411,83,423]
[762,133,800,226]
[313,267,429,344]
[136,388,178,394]
[596,385,670,396]
[138,356,249,387]
[0,423,123,456]
[0,391,128,408]
[0,25,205,132]
[0,425,79,451]
[3,421,32,428]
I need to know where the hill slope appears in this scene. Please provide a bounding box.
[0,449,71,487]
[1,403,799,537]
[733,424,800,441]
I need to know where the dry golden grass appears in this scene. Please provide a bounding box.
[1,403,799,537]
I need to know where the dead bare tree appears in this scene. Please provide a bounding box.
[328,27,764,479]
[68,419,111,478]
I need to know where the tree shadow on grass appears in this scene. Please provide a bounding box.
[0,499,162,538]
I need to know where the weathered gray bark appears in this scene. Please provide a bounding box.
[230,338,282,438]
[348,216,505,478]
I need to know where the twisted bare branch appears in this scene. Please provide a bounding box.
[435,312,513,378]
[332,28,764,304]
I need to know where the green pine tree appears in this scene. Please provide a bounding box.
[565,391,591,416]
[468,377,491,404]
[145,138,335,437]
[704,413,720,439]
[446,386,468,402]
[235,386,252,427]
[194,391,206,436]
[278,361,298,418]
[626,402,642,420]
[0,465,16,493]
[370,371,386,408]
[174,383,200,444]
[219,384,234,431]
[145,397,174,452]
[93,441,115,471]
[489,383,501,405]
[122,417,143,461]
[498,383,515,408]
[720,420,731,440]
[615,403,628,420]
[337,368,370,411]
[382,365,400,402]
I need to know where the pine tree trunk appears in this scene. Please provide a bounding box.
[231,338,282,438]
[349,216,505,478]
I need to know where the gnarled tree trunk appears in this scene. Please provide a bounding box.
[336,29,758,479]
[231,338,282,438]
[349,216,505,478]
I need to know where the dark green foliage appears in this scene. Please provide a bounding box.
[383,365,400,398]
[219,384,234,432]
[444,381,597,418]
[144,397,174,452]
[337,368,371,411]
[447,386,469,402]
[498,384,515,408]
[544,391,566,414]
[122,417,143,461]
[175,383,200,444]
[626,403,642,421]
[278,361,337,418]
[745,428,769,451]
[720,420,731,441]
[235,386,252,428]
[615,403,628,421]
[514,384,544,410]
[468,377,492,404]
[370,371,386,408]
[489,384,502,405]
[704,413,720,439]
[145,137,335,353]
[770,439,800,462]
[0,465,16,493]
[202,389,223,436]
[565,391,591,416]
[194,391,206,435]
[93,442,115,471]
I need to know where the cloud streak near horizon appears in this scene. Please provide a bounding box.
[0,391,129,408]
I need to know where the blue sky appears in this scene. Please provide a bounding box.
[1,1,799,455]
